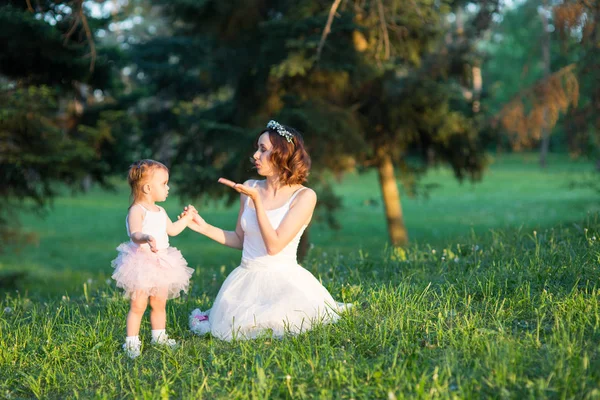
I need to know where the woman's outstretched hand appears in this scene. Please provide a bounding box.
[177,205,206,231]
[218,178,259,201]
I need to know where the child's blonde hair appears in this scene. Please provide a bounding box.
[127,159,168,208]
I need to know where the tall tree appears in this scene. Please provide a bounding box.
[122,0,498,247]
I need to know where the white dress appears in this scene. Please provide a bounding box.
[190,182,351,341]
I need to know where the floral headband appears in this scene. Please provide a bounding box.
[267,120,294,143]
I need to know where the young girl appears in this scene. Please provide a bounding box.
[111,159,196,358]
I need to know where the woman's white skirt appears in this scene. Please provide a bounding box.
[190,258,351,341]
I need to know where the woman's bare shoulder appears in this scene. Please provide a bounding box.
[299,186,316,197]
[293,186,317,206]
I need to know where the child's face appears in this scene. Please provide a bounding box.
[253,132,276,177]
[147,167,170,202]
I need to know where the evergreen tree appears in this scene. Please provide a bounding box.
[0,1,116,250]
[133,0,498,246]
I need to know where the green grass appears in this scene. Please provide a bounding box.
[1,214,600,398]
[0,153,598,297]
[1,153,600,398]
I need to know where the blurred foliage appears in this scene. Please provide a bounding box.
[0,86,109,249]
[3,0,598,250]
[0,1,118,251]
[112,0,501,245]
[483,0,599,163]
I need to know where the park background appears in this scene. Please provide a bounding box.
[1,0,599,398]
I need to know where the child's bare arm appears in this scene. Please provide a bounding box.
[166,204,197,236]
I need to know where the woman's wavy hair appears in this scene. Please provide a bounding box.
[259,125,311,185]
[127,159,168,208]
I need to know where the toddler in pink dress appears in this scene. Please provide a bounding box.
[111,159,196,358]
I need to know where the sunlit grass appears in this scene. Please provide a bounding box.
[1,214,599,398]
[1,153,599,398]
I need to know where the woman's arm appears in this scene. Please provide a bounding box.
[253,189,316,255]
[217,178,316,256]
[184,190,248,250]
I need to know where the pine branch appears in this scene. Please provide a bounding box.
[497,64,576,115]
[63,14,81,44]
[494,64,579,149]
[62,0,96,73]
[80,6,96,72]
[316,0,342,62]
[375,0,390,60]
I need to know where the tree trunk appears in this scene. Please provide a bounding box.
[472,64,482,113]
[298,225,311,262]
[496,136,503,158]
[427,147,435,166]
[539,1,551,168]
[376,151,408,246]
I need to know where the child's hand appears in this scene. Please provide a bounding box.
[145,235,158,253]
[185,204,198,217]
[178,206,206,232]
[179,205,198,222]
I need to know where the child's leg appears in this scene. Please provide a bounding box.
[149,288,168,330]
[126,292,148,336]
[149,288,176,346]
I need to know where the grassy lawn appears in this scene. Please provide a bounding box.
[1,153,596,297]
[0,153,599,398]
[1,213,599,398]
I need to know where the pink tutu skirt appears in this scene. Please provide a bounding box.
[111,242,194,300]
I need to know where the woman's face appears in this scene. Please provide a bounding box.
[252,132,277,177]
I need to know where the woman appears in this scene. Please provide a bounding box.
[185,120,351,341]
